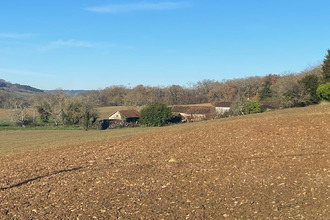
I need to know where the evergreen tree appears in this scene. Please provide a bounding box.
[299,74,321,104]
[259,75,273,100]
[322,49,330,82]
[83,111,90,130]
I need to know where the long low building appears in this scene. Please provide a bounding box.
[171,106,216,122]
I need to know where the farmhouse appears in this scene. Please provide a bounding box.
[213,102,232,115]
[109,110,140,123]
[172,106,215,122]
[99,110,140,129]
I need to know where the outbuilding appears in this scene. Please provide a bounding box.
[172,106,215,122]
[109,110,140,123]
[213,102,232,115]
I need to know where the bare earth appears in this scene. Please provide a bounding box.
[1,104,329,219]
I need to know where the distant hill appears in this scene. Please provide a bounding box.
[45,90,88,97]
[0,79,44,96]
[0,79,89,97]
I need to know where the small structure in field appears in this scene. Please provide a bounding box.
[213,102,232,115]
[172,106,215,122]
[100,110,140,128]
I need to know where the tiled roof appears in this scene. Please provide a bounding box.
[118,110,139,118]
[213,102,232,107]
[186,106,214,114]
[171,106,191,113]
[172,106,214,114]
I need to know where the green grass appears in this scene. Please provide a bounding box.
[0,120,82,131]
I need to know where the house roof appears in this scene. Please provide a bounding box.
[172,106,214,114]
[171,106,191,113]
[187,106,214,114]
[213,102,232,107]
[109,110,139,119]
[118,110,139,118]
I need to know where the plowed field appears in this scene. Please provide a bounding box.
[1,104,329,219]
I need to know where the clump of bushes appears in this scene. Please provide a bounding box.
[316,82,330,101]
[139,103,172,127]
[230,98,262,116]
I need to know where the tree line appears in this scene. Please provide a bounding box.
[83,49,330,108]
[1,50,330,128]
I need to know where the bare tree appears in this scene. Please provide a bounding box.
[232,77,263,99]
[100,86,128,106]
[11,98,30,127]
[124,85,149,106]
[208,82,236,102]
[33,91,69,125]
[276,74,310,107]
[151,86,167,103]
[195,79,216,95]
[167,85,184,105]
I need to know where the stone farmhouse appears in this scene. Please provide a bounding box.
[109,110,140,123]
[99,110,140,129]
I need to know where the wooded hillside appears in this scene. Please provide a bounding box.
[1,63,328,111]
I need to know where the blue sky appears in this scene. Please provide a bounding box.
[0,0,329,90]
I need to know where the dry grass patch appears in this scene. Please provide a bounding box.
[0,127,151,155]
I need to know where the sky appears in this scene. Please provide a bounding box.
[0,0,330,90]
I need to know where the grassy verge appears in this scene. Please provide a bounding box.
[0,121,82,131]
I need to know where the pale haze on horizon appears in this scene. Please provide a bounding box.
[0,0,329,90]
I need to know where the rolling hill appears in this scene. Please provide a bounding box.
[0,104,329,219]
[0,79,88,97]
[0,79,44,96]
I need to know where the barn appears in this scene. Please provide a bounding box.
[172,106,215,122]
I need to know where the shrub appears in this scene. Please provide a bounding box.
[230,98,262,116]
[230,98,250,116]
[299,74,321,104]
[246,100,262,114]
[316,82,330,101]
[36,102,51,123]
[139,103,172,126]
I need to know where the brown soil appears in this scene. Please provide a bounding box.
[1,105,329,219]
